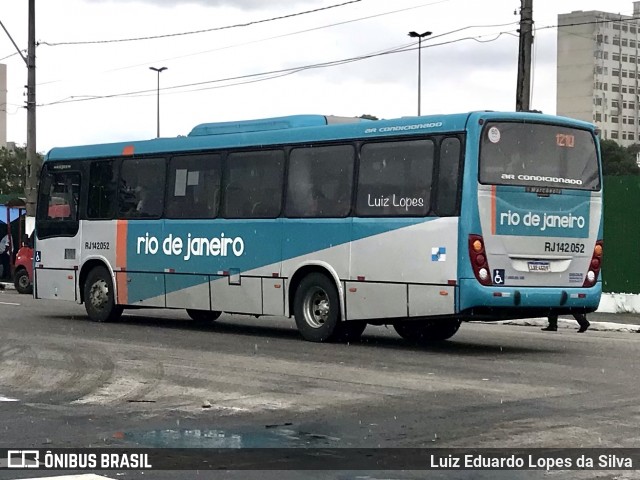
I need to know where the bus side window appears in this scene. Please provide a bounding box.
[166,154,221,219]
[119,158,166,219]
[356,140,433,217]
[223,150,284,219]
[435,137,462,216]
[87,160,117,219]
[285,145,354,218]
[223,182,249,218]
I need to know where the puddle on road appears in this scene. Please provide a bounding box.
[120,426,341,448]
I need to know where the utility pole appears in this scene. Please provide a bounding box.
[0,0,37,216]
[25,0,38,217]
[516,0,533,111]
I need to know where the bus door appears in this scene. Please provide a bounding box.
[34,164,82,301]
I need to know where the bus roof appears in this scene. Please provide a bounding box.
[44,111,597,162]
[188,114,368,136]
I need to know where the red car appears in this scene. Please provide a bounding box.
[13,239,33,295]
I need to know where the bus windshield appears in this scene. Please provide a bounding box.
[479,122,600,191]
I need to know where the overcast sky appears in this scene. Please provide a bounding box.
[1,0,637,153]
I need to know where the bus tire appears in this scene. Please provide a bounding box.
[14,268,32,295]
[334,320,367,343]
[393,319,461,344]
[294,272,345,342]
[84,266,123,323]
[186,309,222,323]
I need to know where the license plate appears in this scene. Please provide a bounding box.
[528,261,550,272]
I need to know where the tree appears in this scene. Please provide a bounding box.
[359,114,379,120]
[0,145,28,195]
[0,145,44,197]
[600,139,640,175]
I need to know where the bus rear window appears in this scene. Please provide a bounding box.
[479,122,600,190]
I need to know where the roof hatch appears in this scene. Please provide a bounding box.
[188,114,366,137]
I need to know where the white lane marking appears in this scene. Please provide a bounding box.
[0,395,19,401]
[0,301,20,306]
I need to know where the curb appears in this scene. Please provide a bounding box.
[489,318,640,334]
[0,281,15,291]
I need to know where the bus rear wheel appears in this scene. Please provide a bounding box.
[294,273,364,343]
[186,309,222,323]
[393,319,461,344]
[84,266,123,323]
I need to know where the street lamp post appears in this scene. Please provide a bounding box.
[149,66,167,138]
[408,30,432,116]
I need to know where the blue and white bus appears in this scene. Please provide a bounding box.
[34,111,603,343]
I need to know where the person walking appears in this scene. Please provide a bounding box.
[0,233,10,280]
[542,313,590,333]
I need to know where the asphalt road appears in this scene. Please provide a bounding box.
[1,289,639,480]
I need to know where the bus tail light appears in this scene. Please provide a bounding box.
[583,240,603,287]
[468,234,492,286]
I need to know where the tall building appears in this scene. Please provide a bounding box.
[557,2,640,146]
[0,63,6,148]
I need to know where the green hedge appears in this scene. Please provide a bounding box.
[603,176,640,294]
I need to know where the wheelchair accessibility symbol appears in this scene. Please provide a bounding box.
[493,269,505,285]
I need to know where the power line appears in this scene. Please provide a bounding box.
[37,9,524,104]
[0,103,24,115]
[38,29,517,107]
[24,8,640,114]
[41,43,413,106]
[0,51,22,62]
[427,21,518,41]
[41,31,518,106]
[39,0,365,47]
[36,0,451,87]
[545,14,640,33]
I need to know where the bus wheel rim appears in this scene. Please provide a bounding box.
[303,287,330,328]
[89,279,109,310]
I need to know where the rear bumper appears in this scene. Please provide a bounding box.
[458,278,602,319]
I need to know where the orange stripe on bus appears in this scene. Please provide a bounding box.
[116,220,128,304]
[116,273,128,305]
[116,220,128,269]
[122,145,135,156]
[490,185,497,236]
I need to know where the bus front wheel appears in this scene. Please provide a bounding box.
[84,266,123,323]
[186,309,222,323]
[393,319,461,344]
